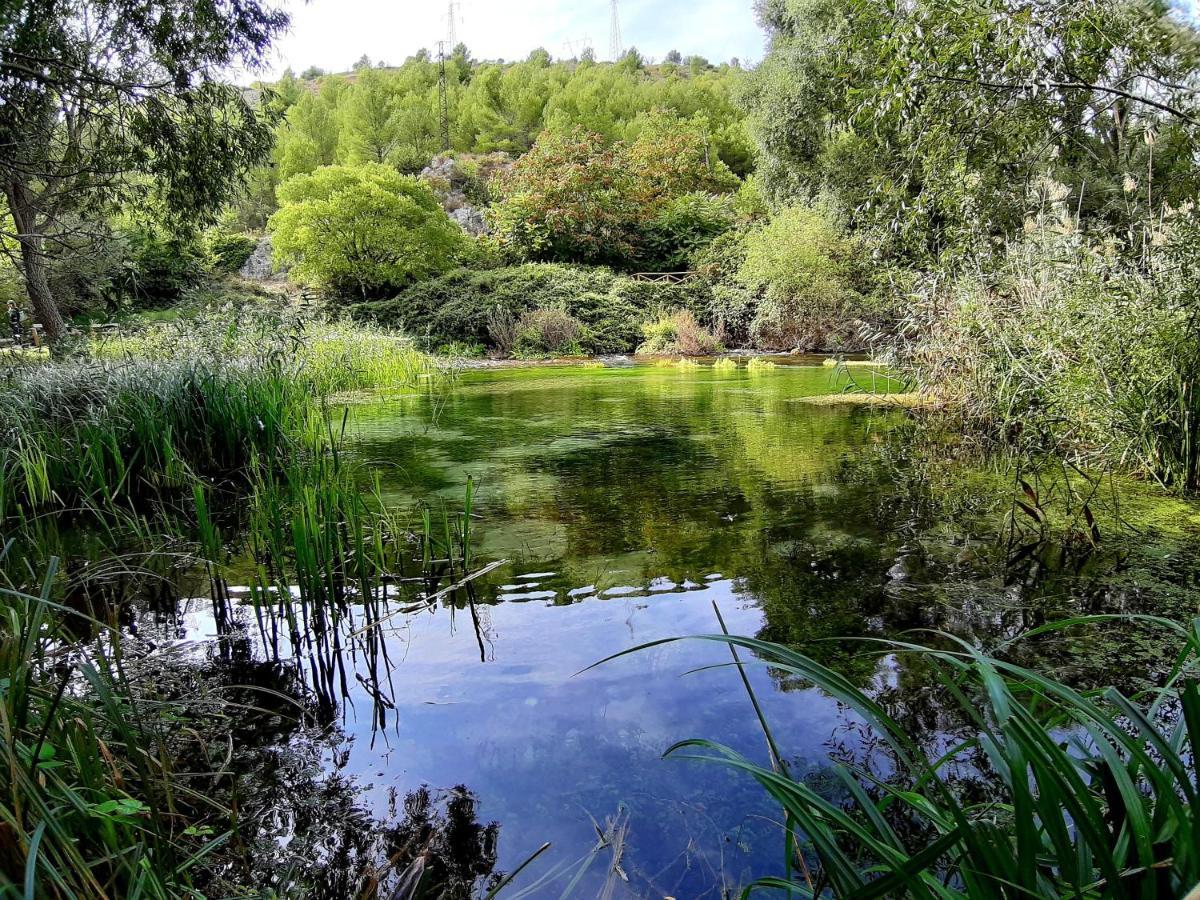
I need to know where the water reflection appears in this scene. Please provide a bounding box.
[123,364,1199,896]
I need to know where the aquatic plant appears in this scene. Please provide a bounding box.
[712,357,738,371]
[612,615,1200,898]
[896,212,1200,492]
[2,314,440,525]
[0,355,313,522]
[746,357,777,371]
[0,555,227,898]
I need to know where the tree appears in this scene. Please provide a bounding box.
[338,68,403,164]
[744,0,1200,258]
[491,121,739,267]
[491,129,644,264]
[352,54,372,71]
[269,164,468,297]
[0,0,287,338]
[665,49,683,65]
[626,111,739,199]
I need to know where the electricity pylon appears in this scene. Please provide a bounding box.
[608,0,622,61]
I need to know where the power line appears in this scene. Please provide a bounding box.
[608,0,622,62]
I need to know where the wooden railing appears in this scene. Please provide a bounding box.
[629,271,700,284]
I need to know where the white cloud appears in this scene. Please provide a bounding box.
[248,0,764,79]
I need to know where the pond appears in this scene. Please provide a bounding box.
[147,361,1200,897]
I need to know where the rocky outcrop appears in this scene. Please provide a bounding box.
[419,153,513,236]
[239,236,285,281]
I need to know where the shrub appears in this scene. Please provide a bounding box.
[693,228,755,344]
[900,207,1200,491]
[490,121,739,269]
[512,307,584,356]
[490,130,644,265]
[269,164,468,299]
[351,264,715,356]
[203,229,258,273]
[641,193,737,271]
[738,205,876,351]
[637,310,722,356]
[114,227,206,309]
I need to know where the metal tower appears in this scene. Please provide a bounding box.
[446,1,461,48]
[608,0,622,61]
[437,41,451,152]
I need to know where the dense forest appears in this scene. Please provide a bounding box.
[4,0,1200,895]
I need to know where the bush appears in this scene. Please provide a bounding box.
[641,193,737,271]
[692,228,755,344]
[114,227,206,309]
[512,307,584,357]
[204,229,258,273]
[269,164,469,299]
[637,309,722,355]
[490,121,739,269]
[352,264,715,355]
[738,204,877,351]
[900,207,1200,491]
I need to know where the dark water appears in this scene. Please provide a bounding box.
[159,362,1200,897]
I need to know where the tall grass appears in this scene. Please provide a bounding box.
[0,552,233,898]
[0,313,442,524]
[0,356,316,521]
[613,615,1200,898]
[895,207,1200,492]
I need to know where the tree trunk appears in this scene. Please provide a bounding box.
[4,179,66,341]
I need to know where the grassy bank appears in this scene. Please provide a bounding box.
[0,313,438,524]
[0,311,478,896]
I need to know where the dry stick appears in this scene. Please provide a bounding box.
[349,558,509,638]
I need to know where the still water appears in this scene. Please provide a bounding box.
[162,362,1199,897]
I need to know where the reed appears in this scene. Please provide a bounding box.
[0,552,231,898]
[611,614,1200,898]
[0,356,312,522]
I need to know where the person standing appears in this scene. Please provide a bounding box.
[7,300,22,346]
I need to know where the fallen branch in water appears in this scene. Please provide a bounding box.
[350,558,510,637]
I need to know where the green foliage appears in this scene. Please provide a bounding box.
[202,228,258,273]
[351,264,714,355]
[491,122,738,268]
[901,205,1200,491]
[692,228,756,344]
[0,563,212,897]
[744,0,1200,258]
[114,227,207,308]
[1,0,289,336]
[255,52,752,227]
[269,164,468,298]
[738,205,878,350]
[490,129,645,265]
[637,309,722,355]
[510,307,585,357]
[643,193,737,271]
[621,620,1200,898]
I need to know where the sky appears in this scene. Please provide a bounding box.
[248,0,767,80]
